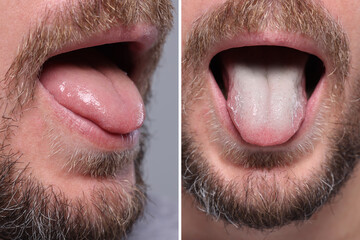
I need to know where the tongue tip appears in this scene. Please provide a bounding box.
[240,128,296,147]
[98,104,145,134]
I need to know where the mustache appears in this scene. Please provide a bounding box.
[182,0,349,99]
[4,0,173,111]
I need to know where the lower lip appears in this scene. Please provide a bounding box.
[38,81,140,150]
[207,60,327,151]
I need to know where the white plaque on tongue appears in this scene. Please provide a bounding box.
[221,47,308,146]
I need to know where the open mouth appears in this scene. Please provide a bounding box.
[38,27,158,149]
[93,42,136,77]
[44,41,138,79]
[210,46,325,147]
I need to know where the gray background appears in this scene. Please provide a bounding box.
[144,0,178,203]
[127,2,178,238]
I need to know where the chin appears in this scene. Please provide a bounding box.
[182,98,359,229]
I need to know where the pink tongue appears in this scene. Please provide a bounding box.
[221,47,308,146]
[40,48,144,134]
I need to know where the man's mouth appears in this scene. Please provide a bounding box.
[208,36,327,147]
[38,25,158,150]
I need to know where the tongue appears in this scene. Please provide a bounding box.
[221,47,308,146]
[40,48,144,134]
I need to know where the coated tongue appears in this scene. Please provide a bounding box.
[221,47,308,146]
[40,48,144,134]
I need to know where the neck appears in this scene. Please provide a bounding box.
[182,166,360,240]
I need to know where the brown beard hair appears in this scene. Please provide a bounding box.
[182,0,360,230]
[0,0,173,239]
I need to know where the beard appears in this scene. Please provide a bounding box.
[182,0,360,230]
[0,0,173,239]
[182,122,360,229]
[0,147,146,240]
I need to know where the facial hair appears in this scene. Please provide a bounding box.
[0,0,173,239]
[182,0,360,230]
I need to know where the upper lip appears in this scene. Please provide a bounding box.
[203,31,330,76]
[47,23,159,67]
[40,23,160,90]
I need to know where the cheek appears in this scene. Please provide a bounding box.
[0,0,70,82]
[321,0,360,73]
[317,0,360,112]
[182,0,227,46]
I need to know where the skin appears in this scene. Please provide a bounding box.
[0,0,135,201]
[182,0,360,239]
